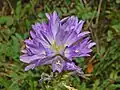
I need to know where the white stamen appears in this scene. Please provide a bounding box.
[75,50,79,53]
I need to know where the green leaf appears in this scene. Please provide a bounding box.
[15,33,23,40]
[61,7,67,14]
[0,16,13,26]
[11,35,20,53]
[0,78,10,88]
[93,80,100,90]
[65,0,70,4]
[107,84,120,90]
[11,27,16,33]
[112,23,120,32]
[15,1,22,20]
[100,46,105,55]
[38,13,45,18]
[79,83,88,90]
[110,71,118,80]
[25,19,31,30]
[107,30,113,42]
[0,16,7,24]
[6,17,14,26]
[116,0,120,4]
[9,81,20,90]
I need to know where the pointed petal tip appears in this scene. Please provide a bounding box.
[53,11,57,15]
[78,31,90,37]
[24,68,28,72]
[79,20,85,23]
[24,64,36,71]
[45,13,50,20]
[20,55,31,63]
[20,58,29,64]
[60,16,69,23]
[88,42,96,48]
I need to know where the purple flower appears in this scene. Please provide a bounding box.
[20,11,95,74]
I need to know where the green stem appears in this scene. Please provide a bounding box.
[6,0,14,14]
[95,0,103,54]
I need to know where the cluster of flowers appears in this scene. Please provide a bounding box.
[20,11,95,75]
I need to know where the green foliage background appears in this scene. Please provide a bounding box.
[0,0,120,90]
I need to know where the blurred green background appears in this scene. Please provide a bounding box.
[0,0,120,90]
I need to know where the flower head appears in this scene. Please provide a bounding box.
[20,11,95,74]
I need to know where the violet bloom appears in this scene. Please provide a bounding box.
[20,11,95,74]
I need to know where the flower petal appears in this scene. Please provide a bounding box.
[52,56,65,73]
[88,42,96,48]
[64,62,77,71]
[20,54,40,63]
[24,64,36,71]
[75,20,84,34]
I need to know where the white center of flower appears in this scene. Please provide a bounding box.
[75,50,79,53]
[56,60,61,66]
[51,41,64,53]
